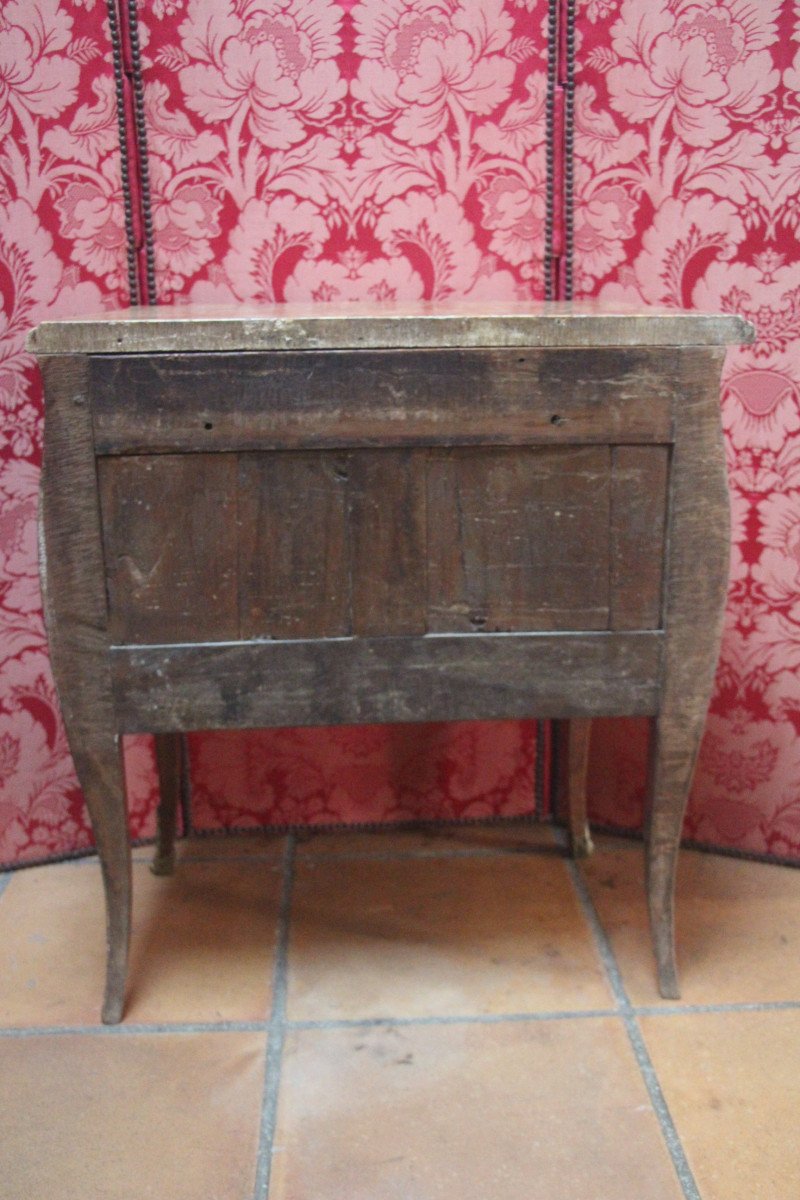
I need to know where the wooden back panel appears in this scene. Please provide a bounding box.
[98,443,668,644]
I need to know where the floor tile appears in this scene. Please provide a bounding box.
[0,1031,265,1200]
[287,853,612,1020]
[640,1010,800,1200]
[131,832,286,867]
[294,819,557,859]
[175,831,288,862]
[582,843,800,1005]
[0,859,282,1026]
[270,1019,683,1200]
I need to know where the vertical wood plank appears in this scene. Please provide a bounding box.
[238,452,351,639]
[348,449,427,637]
[98,454,239,644]
[610,447,669,630]
[427,447,611,632]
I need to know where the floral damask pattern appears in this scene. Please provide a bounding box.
[135,0,548,830]
[576,0,800,857]
[7,0,798,866]
[0,1,159,866]
[138,0,546,305]
[1,0,547,864]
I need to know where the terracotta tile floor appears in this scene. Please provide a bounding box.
[1,823,799,1199]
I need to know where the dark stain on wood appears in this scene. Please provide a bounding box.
[110,631,663,732]
[90,349,675,453]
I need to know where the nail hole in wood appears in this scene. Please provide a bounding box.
[550,414,565,426]
[204,421,213,430]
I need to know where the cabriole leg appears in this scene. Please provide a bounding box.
[646,711,707,1001]
[71,737,132,1024]
[39,354,132,1024]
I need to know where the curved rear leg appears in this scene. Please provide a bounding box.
[553,718,594,858]
[151,733,183,877]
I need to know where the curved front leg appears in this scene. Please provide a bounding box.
[647,712,709,1000]
[71,737,131,1023]
[39,355,132,1024]
[646,348,730,1000]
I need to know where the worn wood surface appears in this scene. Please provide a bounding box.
[238,452,350,639]
[34,310,746,1020]
[646,348,731,999]
[98,444,668,643]
[99,454,239,644]
[427,447,611,632]
[29,299,754,356]
[90,349,674,454]
[110,632,663,732]
[38,356,131,1024]
[610,447,669,630]
[348,450,427,636]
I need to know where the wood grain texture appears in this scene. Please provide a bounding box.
[38,356,131,1024]
[427,447,611,632]
[610,446,669,630]
[348,450,427,636]
[98,454,238,644]
[110,632,663,733]
[89,349,674,454]
[645,348,731,999]
[238,452,350,639]
[29,299,754,355]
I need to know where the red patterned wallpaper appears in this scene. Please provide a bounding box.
[0,0,547,865]
[3,0,799,867]
[138,0,549,836]
[576,0,800,858]
[0,1,160,865]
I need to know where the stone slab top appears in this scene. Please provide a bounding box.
[29,300,755,355]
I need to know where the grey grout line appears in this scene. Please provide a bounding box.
[636,999,800,1017]
[55,841,562,868]
[294,844,563,865]
[0,1020,270,1038]
[621,1018,703,1200]
[253,832,296,1200]
[566,857,703,1200]
[287,1009,620,1031]
[2,997,797,1042]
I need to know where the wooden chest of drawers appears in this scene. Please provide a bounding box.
[30,301,751,1022]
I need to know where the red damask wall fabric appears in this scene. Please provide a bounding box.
[4,0,799,868]
[576,0,800,858]
[0,0,548,865]
[0,2,161,865]
[134,0,549,834]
